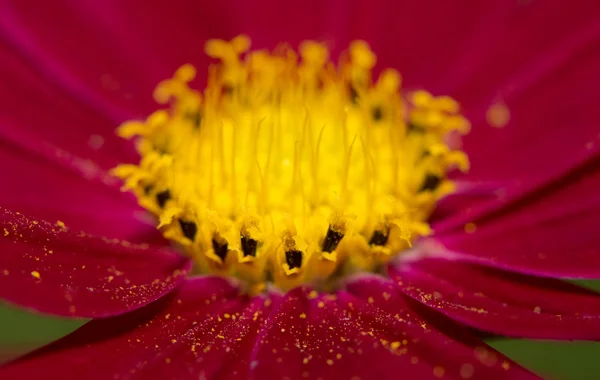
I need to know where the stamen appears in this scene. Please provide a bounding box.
[178,220,197,242]
[369,230,389,246]
[241,235,258,257]
[322,226,344,253]
[285,250,303,270]
[212,237,229,262]
[156,189,171,208]
[112,35,470,292]
[419,174,442,192]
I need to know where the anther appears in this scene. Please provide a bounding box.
[143,184,154,195]
[407,123,425,134]
[349,85,359,104]
[419,174,442,192]
[371,106,383,121]
[178,219,197,241]
[156,189,172,208]
[212,237,229,262]
[369,230,388,246]
[241,235,258,257]
[285,250,303,270]
[185,110,202,128]
[322,226,344,253]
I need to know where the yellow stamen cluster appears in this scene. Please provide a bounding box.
[113,35,469,292]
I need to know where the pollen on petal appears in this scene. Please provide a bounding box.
[486,101,510,128]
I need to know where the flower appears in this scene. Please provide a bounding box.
[1,1,600,379]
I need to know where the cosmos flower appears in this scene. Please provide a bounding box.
[1,1,600,379]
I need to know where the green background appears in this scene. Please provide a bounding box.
[1,281,599,379]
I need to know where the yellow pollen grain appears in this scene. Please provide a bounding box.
[486,101,510,128]
[30,271,41,279]
[390,341,401,350]
[460,363,474,379]
[327,359,334,366]
[464,222,477,234]
[112,35,470,292]
[501,361,511,370]
[299,313,307,319]
[433,366,445,378]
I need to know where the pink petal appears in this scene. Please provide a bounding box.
[0,208,190,317]
[249,283,538,380]
[1,276,540,380]
[0,36,136,171]
[430,156,600,278]
[389,258,600,339]
[0,276,273,380]
[0,139,164,242]
[0,36,162,242]
[434,21,600,234]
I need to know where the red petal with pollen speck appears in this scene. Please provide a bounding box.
[248,282,539,380]
[343,276,541,379]
[0,37,165,242]
[0,140,165,243]
[0,277,539,380]
[0,36,136,171]
[389,259,600,340]
[0,276,273,380]
[434,22,600,234]
[431,155,600,278]
[0,208,190,318]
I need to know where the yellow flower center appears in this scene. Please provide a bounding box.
[112,35,470,292]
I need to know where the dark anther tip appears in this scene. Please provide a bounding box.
[212,238,229,262]
[241,235,258,257]
[285,250,303,270]
[407,123,425,134]
[369,230,389,246]
[143,184,154,195]
[419,174,442,193]
[185,110,202,128]
[322,226,344,253]
[371,106,383,121]
[156,189,172,208]
[178,219,197,242]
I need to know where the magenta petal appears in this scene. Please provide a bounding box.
[0,140,165,242]
[0,276,540,380]
[434,30,600,234]
[430,156,600,278]
[389,258,600,340]
[0,208,190,317]
[0,276,272,380]
[249,283,538,380]
[0,35,137,171]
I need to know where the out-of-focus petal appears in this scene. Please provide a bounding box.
[389,258,600,339]
[431,157,600,278]
[0,36,136,171]
[435,25,600,234]
[249,282,539,380]
[0,139,163,242]
[0,276,273,380]
[0,208,190,317]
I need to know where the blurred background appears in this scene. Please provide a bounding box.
[2,279,600,379]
